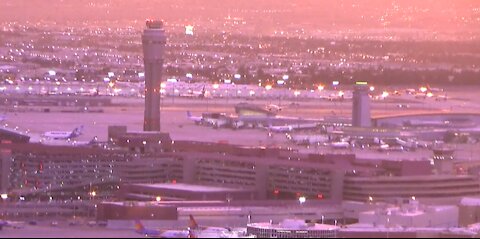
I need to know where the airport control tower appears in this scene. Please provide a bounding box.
[352,82,372,127]
[142,20,166,131]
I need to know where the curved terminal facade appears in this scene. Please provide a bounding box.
[247,219,339,238]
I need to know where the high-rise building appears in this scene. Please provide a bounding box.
[352,82,372,128]
[142,20,166,131]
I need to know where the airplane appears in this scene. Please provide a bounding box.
[0,220,7,230]
[287,134,330,146]
[395,138,418,151]
[134,215,241,238]
[181,86,208,99]
[330,141,350,149]
[134,220,166,238]
[268,122,319,133]
[0,220,25,229]
[43,126,84,140]
[187,111,203,125]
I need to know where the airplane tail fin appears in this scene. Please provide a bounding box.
[188,229,196,238]
[72,125,84,137]
[134,220,146,234]
[188,214,199,230]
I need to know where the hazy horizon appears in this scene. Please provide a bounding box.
[1,0,479,33]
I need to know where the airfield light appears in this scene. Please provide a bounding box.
[48,70,56,76]
[90,191,96,197]
[265,85,272,91]
[426,92,434,98]
[185,25,194,35]
[160,82,167,88]
[282,75,289,80]
[382,91,389,98]
[298,196,306,205]
[420,86,428,93]
[212,83,220,89]
[156,196,162,202]
[332,81,340,86]
[369,86,375,91]
[317,85,325,91]
[234,74,241,80]
[294,91,301,97]
[1,194,7,200]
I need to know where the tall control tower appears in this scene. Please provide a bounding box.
[352,82,372,128]
[142,20,166,131]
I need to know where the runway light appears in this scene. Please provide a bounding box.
[427,92,434,98]
[294,91,301,97]
[420,86,428,93]
[1,193,7,200]
[298,196,306,204]
[212,83,219,89]
[265,85,272,91]
[382,91,389,98]
[318,85,325,91]
[282,75,289,80]
[156,196,162,202]
[234,74,241,80]
[369,86,375,91]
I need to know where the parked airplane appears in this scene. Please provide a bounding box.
[268,122,319,133]
[181,86,208,99]
[287,134,330,145]
[395,138,418,151]
[134,215,247,238]
[330,141,350,149]
[43,126,84,140]
[187,111,203,125]
[0,220,25,229]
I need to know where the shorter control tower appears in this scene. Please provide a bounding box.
[352,82,372,128]
[142,20,166,131]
